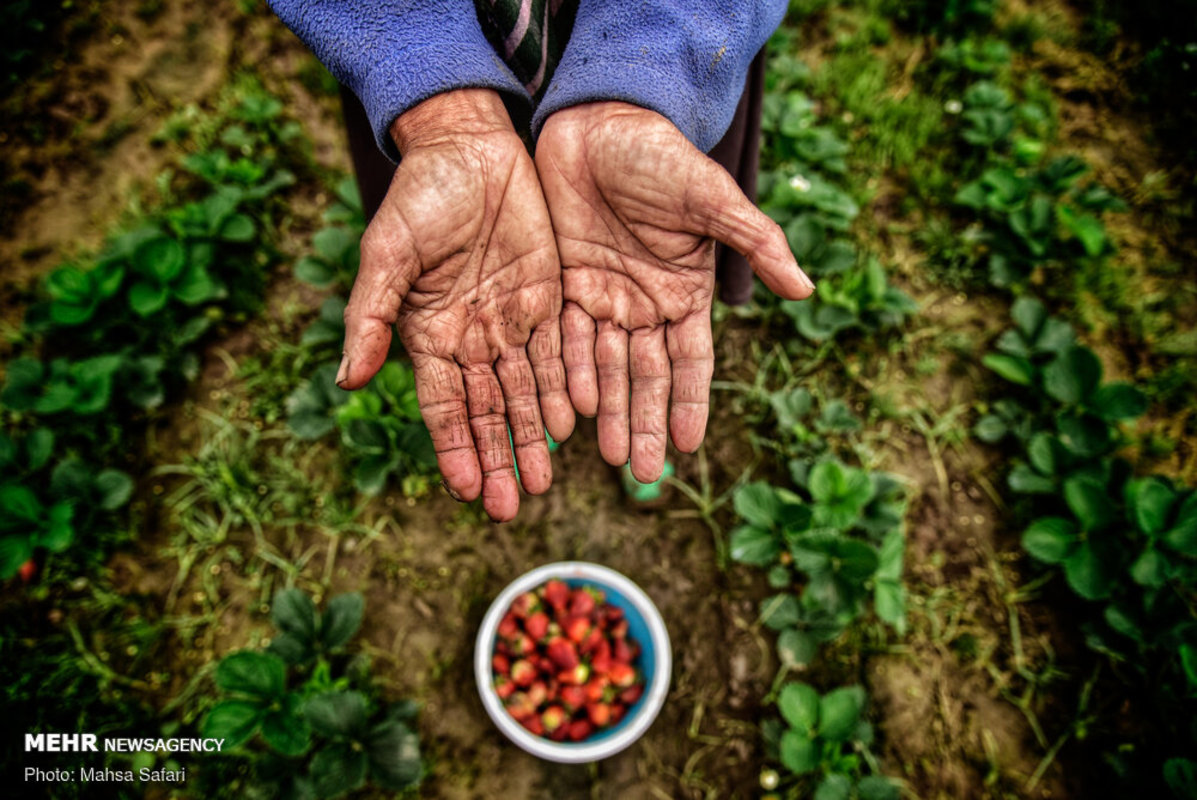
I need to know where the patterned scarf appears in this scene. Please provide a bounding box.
[475,0,579,99]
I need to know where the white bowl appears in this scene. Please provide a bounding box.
[474,561,672,763]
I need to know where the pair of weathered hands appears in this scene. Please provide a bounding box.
[334,88,814,521]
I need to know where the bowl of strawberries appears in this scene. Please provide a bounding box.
[474,561,672,763]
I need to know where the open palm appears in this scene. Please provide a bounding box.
[338,90,573,521]
[535,102,813,482]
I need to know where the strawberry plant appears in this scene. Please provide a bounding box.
[731,459,907,668]
[781,259,918,342]
[287,361,436,494]
[202,589,422,798]
[0,429,133,580]
[762,682,897,800]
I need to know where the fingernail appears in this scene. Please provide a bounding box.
[441,480,464,502]
[335,353,351,387]
[799,270,816,292]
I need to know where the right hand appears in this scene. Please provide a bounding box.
[336,89,574,522]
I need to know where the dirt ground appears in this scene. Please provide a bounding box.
[5,0,1189,798]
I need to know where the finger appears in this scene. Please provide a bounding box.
[411,355,481,502]
[463,366,520,522]
[629,326,670,484]
[666,311,714,453]
[528,318,576,443]
[684,159,815,301]
[496,351,553,496]
[562,302,599,417]
[339,215,421,389]
[595,321,630,467]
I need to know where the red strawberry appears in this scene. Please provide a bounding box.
[602,604,624,625]
[559,685,587,711]
[608,662,636,688]
[511,591,540,618]
[563,615,591,643]
[567,719,593,741]
[584,676,608,703]
[520,714,545,736]
[18,559,36,583]
[494,676,515,700]
[541,705,568,733]
[546,637,579,669]
[510,659,537,687]
[568,588,596,617]
[525,611,550,641]
[549,724,570,741]
[590,639,612,675]
[492,654,510,675]
[610,619,628,639]
[498,611,519,638]
[586,702,611,727]
[505,692,536,720]
[537,655,556,674]
[611,637,632,663]
[542,579,570,611]
[557,663,590,685]
[610,704,626,724]
[578,627,604,655]
[619,684,644,705]
[508,632,535,656]
[526,680,548,708]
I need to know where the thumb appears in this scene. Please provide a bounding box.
[337,215,420,390]
[685,158,815,301]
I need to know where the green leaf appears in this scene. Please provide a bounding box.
[267,632,315,665]
[779,728,820,775]
[1180,646,1197,689]
[220,213,256,242]
[1011,296,1046,338]
[874,581,906,629]
[310,742,368,798]
[0,536,33,579]
[777,628,817,668]
[1130,547,1167,588]
[1163,494,1197,556]
[128,281,169,317]
[1063,541,1114,600]
[1058,206,1107,256]
[294,256,336,287]
[1064,475,1115,531]
[982,353,1034,385]
[814,774,852,800]
[857,776,900,800]
[216,651,287,699]
[1043,347,1102,405]
[173,264,219,305]
[0,485,42,522]
[260,697,312,756]
[778,682,820,736]
[1092,383,1147,421]
[734,482,783,528]
[25,428,54,471]
[313,226,357,262]
[134,236,186,282]
[1022,517,1076,564]
[272,589,318,643]
[304,691,370,739]
[1056,412,1112,458]
[39,502,74,552]
[1027,433,1063,477]
[1163,758,1197,799]
[1008,464,1056,494]
[367,720,423,790]
[1125,477,1176,536]
[818,686,865,741]
[974,414,1007,443]
[95,470,134,511]
[320,592,364,651]
[760,594,801,631]
[809,460,846,504]
[729,525,781,566]
[202,700,263,748]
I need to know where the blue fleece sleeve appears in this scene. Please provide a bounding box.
[532,0,786,153]
[268,0,529,161]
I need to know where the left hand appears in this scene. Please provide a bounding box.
[535,102,814,483]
